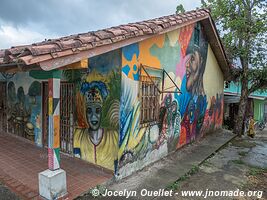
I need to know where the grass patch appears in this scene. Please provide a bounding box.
[231,159,245,165]
[166,165,200,190]
[238,151,248,157]
[202,160,213,167]
[248,166,267,176]
[76,185,108,199]
[231,139,256,148]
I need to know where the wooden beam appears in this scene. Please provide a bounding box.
[58,58,88,70]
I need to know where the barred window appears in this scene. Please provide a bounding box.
[139,75,160,125]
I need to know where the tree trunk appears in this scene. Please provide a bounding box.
[233,80,249,136]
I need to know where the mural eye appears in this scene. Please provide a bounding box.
[96,107,101,114]
[87,108,92,114]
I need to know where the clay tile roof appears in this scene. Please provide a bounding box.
[0,50,5,63]
[0,8,230,79]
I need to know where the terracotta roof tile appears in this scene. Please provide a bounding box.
[77,35,99,44]
[105,28,128,36]
[0,8,211,67]
[92,30,114,40]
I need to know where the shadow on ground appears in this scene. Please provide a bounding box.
[0,182,20,200]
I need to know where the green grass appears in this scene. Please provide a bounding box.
[238,151,248,157]
[166,165,200,190]
[231,159,245,165]
[231,139,256,148]
[202,160,213,167]
[248,166,267,176]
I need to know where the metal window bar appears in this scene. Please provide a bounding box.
[140,64,182,94]
[140,75,160,124]
[139,64,182,125]
[60,82,74,154]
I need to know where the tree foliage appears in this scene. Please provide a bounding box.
[202,0,267,88]
[201,0,267,135]
[176,4,185,14]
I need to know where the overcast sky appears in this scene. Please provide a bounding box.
[0,0,201,49]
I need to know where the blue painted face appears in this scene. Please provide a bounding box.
[86,103,102,131]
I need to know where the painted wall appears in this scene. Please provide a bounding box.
[254,99,267,121]
[118,22,224,178]
[224,78,267,122]
[0,72,43,146]
[73,50,121,171]
[224,81,267,98]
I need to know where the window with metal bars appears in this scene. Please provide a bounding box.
[139,75,160,125]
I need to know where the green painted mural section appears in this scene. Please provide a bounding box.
[29,70,63,79]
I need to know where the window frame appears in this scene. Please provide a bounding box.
[139,75,161,127]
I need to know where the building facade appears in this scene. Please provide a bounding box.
[224,81,267,130]
[0,9,230,179]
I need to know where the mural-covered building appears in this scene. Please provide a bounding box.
[0,9,230,179]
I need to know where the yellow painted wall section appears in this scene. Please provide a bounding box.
[139,34,165,69]
[203,44,224,107]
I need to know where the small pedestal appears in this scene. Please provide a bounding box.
[39,169,67,200]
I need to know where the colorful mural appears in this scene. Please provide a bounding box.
[1,72,43,146]
[176,23,209,147]
[48,78,61,170]
[117,22,224,178]
[73,50,121,171]
[0,22,224,178]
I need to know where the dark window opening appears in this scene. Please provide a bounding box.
[225,81,230,89]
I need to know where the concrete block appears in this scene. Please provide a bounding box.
[39,169,67,200]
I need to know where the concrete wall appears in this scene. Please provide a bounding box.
[117,22,224,178]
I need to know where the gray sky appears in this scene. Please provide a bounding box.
[0,0,201,49]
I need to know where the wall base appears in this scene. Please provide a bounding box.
[38,169,67,200]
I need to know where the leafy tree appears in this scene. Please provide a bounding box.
[201,0,267,136]
[176,4,185,14]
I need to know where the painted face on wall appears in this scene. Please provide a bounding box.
[81,80,109,131]
[185,51,201,92]
[86,103,102,131]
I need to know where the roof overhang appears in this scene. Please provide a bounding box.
[0,8,231,79]
[224,92,267,101]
